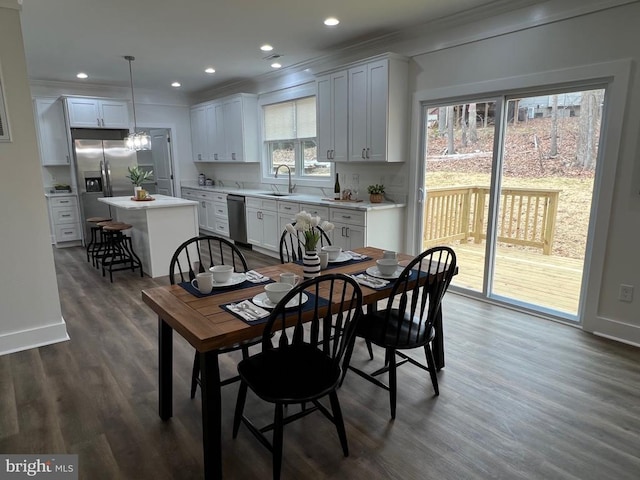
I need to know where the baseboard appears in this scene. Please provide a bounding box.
[590,316,640,348]
[0,318,70,356]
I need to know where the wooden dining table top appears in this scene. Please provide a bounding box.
[141,247,414,353]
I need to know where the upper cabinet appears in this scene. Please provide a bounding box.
[316,71,348,162]
[66,97,130,128]
[33,97,71,166]
[189,93,259,163]
[316,54,409,163]
[190,105,208,162]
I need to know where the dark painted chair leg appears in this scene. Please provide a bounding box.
[424,344,439,396]
[190,353,200,399]
[388,349,397,420]
[433,306,445,370]
[273,403,284,480]
[329,391,349,456]
[232,382,248,438]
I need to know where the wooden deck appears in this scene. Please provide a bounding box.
[439,241,584,315]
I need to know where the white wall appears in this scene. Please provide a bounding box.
[0,3,68,355]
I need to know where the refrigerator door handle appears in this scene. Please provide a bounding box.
[105,160,113,196]
[100,160,109,196]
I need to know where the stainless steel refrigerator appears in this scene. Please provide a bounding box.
[73,129,137,239]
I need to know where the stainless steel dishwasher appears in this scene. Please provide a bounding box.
[226,194,248,245]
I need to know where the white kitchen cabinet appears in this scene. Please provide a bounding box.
[34,97,71,166]
[190,93,259,163]
[66,97,129,128]
[316,71,348,162]
[246,197,278,251]
[47,195,82,246]
[316,54,408,163]
[181,189,229,236]
[190,106,208,162]
[329,208,366,250]
[211,192,229,237]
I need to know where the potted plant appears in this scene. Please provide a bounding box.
[126,166,153,198]
[367,184,385,203]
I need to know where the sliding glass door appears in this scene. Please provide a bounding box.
[421,87,603,319]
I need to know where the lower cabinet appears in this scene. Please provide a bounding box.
[181,189,229,236]
[246,197,278,251]
[47,195,82,247]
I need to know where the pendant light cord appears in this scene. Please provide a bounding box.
[125,55,138,132]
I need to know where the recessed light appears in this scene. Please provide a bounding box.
[205,67,216,74]
[76,72,88,79]
[271,62,282,69]
[260,44,274,52]
[324,17,339,26]
[171,82,181,88]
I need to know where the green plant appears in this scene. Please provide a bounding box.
[126,166,153,186]
[367,184,385,195]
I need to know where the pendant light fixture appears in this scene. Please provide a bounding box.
[124,55,150,151]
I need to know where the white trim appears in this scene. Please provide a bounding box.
[407,59,632,329]
[593,317,640,348]
[0,319,70,356]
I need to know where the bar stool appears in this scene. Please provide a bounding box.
[92,220,123,269]
[85,216,112,263]
[100,223,143,282]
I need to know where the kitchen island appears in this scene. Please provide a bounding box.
[98,195,198,278]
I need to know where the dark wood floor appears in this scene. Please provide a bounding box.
[2,245,640,479]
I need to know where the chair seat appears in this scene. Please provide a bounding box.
[358,310,435,350]
[238,344,341,403]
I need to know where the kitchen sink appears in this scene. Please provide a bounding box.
[259,192,290,197]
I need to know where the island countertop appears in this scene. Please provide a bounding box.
[98,194,198,210]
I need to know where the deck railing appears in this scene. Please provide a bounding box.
[423,186,560,254]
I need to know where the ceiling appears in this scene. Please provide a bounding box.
[20,0,516,95]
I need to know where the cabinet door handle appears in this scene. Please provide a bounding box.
[342,215,351,219]
[284,206,291,210]
[330,150,334,159]
[341,226,345,237]
[231,153,236,160]
[201,202,206,207]
[326,150,330,159]
[345,227,350,238]
[97,118,101,127]
[59,200,69,204]
[361,148,366,159]
[61,214,71,218]
[366,148,370,159]
[66,155,70,164]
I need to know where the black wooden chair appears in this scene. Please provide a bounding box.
[345,246,457,419]
[232,273,363,480]
[169,234,257,398]
[278,222,332,264]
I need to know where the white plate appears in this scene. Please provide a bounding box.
[209,272,247,288]
[252,292,309,309]
[328,251,353,263]
[366,266,404,280]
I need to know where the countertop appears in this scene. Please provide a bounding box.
[180,185,405,211]
[98,194,198,210]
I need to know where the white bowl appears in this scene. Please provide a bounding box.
[209,264,234,283]
[376,259,399,276]
[321,245,342,261]
[264,282,293,304]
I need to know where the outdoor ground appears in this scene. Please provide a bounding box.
[425,116,596,259]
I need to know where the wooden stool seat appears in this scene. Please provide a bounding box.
[103,223,132,232]
[86,216,112,223]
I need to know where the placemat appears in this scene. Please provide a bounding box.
[178,277,275,298]
[221,291,330,325]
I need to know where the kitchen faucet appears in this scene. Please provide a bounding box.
[274,164,295,193]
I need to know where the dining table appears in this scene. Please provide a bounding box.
[141,246,453,480]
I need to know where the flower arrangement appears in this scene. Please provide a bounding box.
[285,211,335,252]
[126,165,154,186]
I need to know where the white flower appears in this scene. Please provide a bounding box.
[285,223,297,235]
[320,220,335,233]
[310,215,320,227]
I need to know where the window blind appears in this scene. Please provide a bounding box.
[264,97,316,141]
